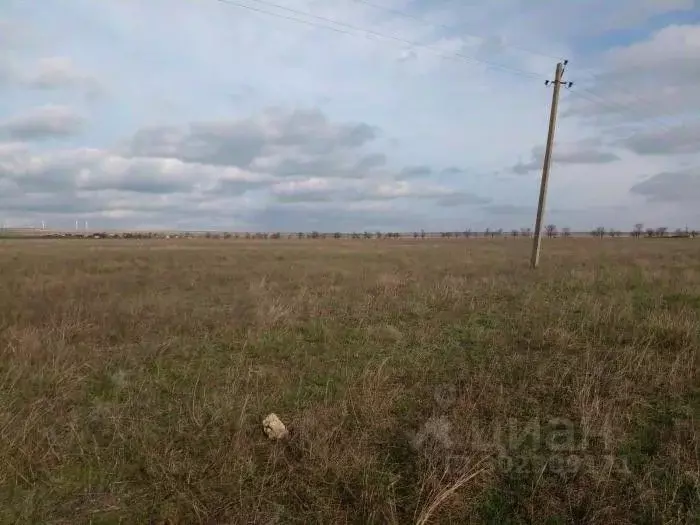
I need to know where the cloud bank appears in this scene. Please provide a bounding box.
[0,0,698,230]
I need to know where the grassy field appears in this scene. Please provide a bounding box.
[0,238,698,524]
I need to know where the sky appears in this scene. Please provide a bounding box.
[0,0,699,232]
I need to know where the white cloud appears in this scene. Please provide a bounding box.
[24,57,102,96]
[271,176,488,204]
[0,145,273,195]
[0,105,85,140]
[630,166,700,202]
[568,24,700,123]
[125,108,380,174]
[0,53,102,97]
[617,120,700,155]
[512,141,621,174]
[608,23,700,69]
[1,0,699,230]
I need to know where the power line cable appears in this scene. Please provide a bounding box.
[209,0,695,140]
[351,0,653,110]
[217,0,694,129]
[364,0,685,127]
[212,0,544,80]
[578,81,677,118]
[569,87,696,135]
[348,0,662,116]
[568,57,698,127]
[565,89,658,131]
[540,61,694,137]
[567,89,700,156]
[348,0,565,61]
[569,87,658,123]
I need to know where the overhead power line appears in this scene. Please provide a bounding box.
[568,88,698,137]
[348,0,565,62]
[347,0,698,126]
[560,56,700,131]
[212,0,543,80]
[567,88,657,124]
[210,0,693,138]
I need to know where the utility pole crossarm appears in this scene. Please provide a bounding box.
[530,60,573,269]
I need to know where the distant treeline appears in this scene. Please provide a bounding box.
[4,224,697,240]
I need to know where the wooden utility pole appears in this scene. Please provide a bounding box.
[531,61,571,269]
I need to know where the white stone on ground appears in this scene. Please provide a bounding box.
[262,413,289,440]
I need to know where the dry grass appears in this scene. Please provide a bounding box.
[0,237,698,524]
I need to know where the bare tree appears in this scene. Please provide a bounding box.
[521,227,532,238]
[593,226,605,238]
[645,228,655,238]
[562,227,571,237]
[656,227,667,237]
[464,228,472,238]
[333,232,341,239]
[420,229,426,239]
[511,229,519,237]
[633,223,644,238]
[545,224,557,238]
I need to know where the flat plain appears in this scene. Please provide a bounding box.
[0,238,698,524]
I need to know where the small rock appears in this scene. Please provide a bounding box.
[263,413,289,440]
